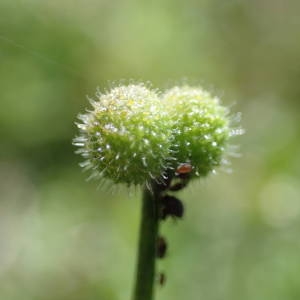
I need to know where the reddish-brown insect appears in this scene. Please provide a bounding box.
[176,163,193,175]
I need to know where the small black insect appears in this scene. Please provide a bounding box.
[156,236,167,259]
[160,195,184,220]
[157,169,174,191]
[157,272,166,286]
[169,180,188,191]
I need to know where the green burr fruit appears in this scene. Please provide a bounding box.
[163,86,240,177]
[73,83,173,186]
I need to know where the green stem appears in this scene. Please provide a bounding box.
[133,181,160,300]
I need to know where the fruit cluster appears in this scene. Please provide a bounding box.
[73,83,241,186]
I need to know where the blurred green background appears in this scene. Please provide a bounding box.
[1,0,300,299]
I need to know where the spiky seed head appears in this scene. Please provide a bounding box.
[73,83,172,186]
[163,85,241,177]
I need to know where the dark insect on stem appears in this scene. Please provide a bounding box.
[160,195,184,220]
[158,169,174,191]
[156,236,167,259]
[169,180,188,191]
[157,272,166,286]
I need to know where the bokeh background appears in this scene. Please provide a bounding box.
[1,0,300,299]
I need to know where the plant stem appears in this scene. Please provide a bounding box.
[133,181,160,300]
